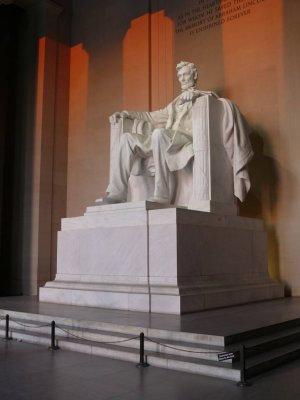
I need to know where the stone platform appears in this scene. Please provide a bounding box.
[1,296,300,382]
[39,202,284,314]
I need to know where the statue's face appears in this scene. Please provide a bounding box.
[177,65,196,90]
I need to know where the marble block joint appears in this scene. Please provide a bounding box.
[39,202,284,314]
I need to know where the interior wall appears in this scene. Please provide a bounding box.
[23,0,71,294]
[279,0,300,294]
[67,0,151,215]
[0,4,24,295]
[67,0,300,294]
[0,0,71,296]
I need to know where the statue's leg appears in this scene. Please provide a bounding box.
[150,128,173,203]
[106,132,151,203]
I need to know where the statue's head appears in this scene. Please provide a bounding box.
[176,61,198,91]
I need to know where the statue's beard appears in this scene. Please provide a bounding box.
[181,80,195,91]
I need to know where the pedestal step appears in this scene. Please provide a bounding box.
[40,281,284,314]
[2,307,300,382]
[0,310,238,381]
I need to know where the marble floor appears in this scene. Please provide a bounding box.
[1,338,300,400]
[0,295,300,336]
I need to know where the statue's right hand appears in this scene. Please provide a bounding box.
[109,111,129,124]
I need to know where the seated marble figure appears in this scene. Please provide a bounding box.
[100,61,253,207]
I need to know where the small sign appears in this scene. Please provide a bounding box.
[218,352,235,362]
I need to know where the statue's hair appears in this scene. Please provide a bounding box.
[176,61,198,82]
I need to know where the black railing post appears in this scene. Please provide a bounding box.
[4,314,12,341]
[237,344,251,387]
[136,332,149,367]
[48,321,60,350]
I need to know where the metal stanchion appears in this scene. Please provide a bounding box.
[136,332,149,367]
[48,321,60,350]
[3,314,12,341]
[237,344,252,387]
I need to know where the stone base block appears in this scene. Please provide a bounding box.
[39,202,284,314]
[40,281,284,314]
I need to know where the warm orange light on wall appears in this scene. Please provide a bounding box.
[35,37,46,143]
[150,10,174,110]
[69,43,89,143]
[123,11,174,112]
[123,14,151,111]
[220,0,284,280]
[66,43,90,209]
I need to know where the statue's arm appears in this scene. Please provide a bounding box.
[109,107,169,128]
[178,88,219,105]
[127,108,169,127]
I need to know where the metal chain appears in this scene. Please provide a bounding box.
[56,325,140,344]
[10,319,51,329]
[0,316,234,358]
[145,336,221,355]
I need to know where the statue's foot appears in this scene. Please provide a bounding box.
[95,193,126,204]
[147,196,169,204]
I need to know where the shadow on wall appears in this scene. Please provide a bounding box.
[123,10,174,111]
[239,130,281,283]
[0,4,27,295]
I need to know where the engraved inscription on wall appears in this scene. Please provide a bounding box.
[176,0,265,35]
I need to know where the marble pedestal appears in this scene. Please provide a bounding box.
[39,202,284,314]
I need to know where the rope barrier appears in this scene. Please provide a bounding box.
[145,336,221,355]
[0,313,255,387]
[0,314,243,366]
[10,319,51,329]
[0,315,235,360]
[55,326,223,356]
[1,316,228,357]
[56,324,140,345]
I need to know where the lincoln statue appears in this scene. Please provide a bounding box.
[100,61,253,205]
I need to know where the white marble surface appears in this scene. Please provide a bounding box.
[40,206,284,314]
[62,201,171,230]
[63,202,264,231]
[188,95,237,214]
[57,225,148,283]
[148,207,263,230]
[107,62,252,214]
[109,95,239,215]
[88,200,167,213]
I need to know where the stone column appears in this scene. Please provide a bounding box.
[21,0,69,294]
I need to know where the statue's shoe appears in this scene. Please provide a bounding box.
[147,196,169,204]
[95,194,126,204]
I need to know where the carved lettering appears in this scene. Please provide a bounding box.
[175,0,265,35]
